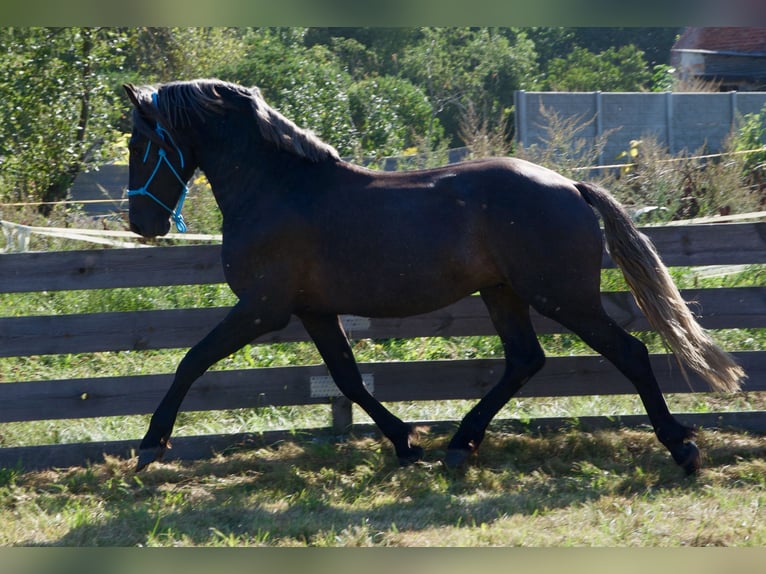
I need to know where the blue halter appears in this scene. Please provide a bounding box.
[127,93,189,233]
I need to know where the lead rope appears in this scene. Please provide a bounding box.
[127,93,189,233]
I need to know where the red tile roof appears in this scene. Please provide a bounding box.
[673,27,766,54]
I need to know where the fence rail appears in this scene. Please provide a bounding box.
[0,222,764,470]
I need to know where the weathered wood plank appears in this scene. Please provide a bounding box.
[600,222,766,267]
[1,352,761,424]
[0,307,232,357]
[1,410,764,471]
[0,365,331,423]
[1,287,763,358]
[2,223,764,293]
[0,244,224,293]
[368,351,766,402]
[646,222,766,266]
[0,428,310,471]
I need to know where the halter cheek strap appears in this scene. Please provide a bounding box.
[127,93,189,233]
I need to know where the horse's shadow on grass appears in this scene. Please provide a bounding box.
[30,425,765,546]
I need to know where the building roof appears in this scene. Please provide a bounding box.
[671,27,766,90]
[672,27,766,57]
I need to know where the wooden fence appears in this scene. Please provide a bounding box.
[1,222,765,470]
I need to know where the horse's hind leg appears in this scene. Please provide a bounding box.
[542,302,700,474]
[446,285,545,467]
[299,312,424,465]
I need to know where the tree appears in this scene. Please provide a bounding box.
[0,27,128,207]
[305,28,419,78]
[525,27,576,70]
[568,27,679,67]
[348,75,444,157]
[544,45,652,92]
[221,28,445,159]
[218,28,359,156]
[120,27,247,85]
[0,26,681,212]
[399,27,539,146]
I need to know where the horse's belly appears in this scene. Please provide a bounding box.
[309,256,496,318]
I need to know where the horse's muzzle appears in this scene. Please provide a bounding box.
[130,218,171,239]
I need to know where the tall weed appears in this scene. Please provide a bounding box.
[515,101,765,219]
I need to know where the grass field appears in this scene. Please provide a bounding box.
[0,425,764,546]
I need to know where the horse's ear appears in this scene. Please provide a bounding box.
[123,83,142,109]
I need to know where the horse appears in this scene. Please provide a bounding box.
[123,79,745,475]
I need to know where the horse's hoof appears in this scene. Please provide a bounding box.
[444,448,472,469]
[135,445,166,472]
[673,441,701,476]
[397,445,424,466]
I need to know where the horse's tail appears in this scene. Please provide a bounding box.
[575,181,745,393]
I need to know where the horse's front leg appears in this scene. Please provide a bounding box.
[299,312,423,465]
[136,297,290,471]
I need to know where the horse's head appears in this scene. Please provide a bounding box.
[124,83,196,238]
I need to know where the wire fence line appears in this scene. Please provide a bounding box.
[570,146,766,172]
[0,220,223,251]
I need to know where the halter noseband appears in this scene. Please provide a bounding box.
[127,93,189,233]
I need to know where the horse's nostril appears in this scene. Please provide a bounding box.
[130,221,155,238]
[129,219,169,239]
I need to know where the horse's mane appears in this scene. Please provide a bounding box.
[153,79,340,163]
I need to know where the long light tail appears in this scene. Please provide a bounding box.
[575,181,745,393]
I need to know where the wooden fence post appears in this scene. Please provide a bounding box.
[331,397,353,434]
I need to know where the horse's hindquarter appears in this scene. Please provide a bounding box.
[475,159,605,302]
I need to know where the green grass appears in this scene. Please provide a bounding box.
[0,427,764,546]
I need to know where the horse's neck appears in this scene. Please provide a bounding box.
[201,149,331,218]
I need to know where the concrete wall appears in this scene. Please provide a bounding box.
[514,91,766,166]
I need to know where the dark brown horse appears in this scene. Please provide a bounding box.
[124,79,744,475]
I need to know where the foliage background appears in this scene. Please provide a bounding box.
[0,26,683,207]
